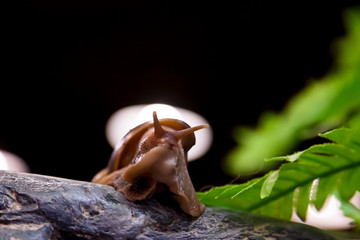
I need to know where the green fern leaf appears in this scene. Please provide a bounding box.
[313,174,337,211]
[224,7,360,176]
[197,7,360,228]
[197,118,360,225]
[260,170,279,199]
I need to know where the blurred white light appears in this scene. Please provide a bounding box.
[292,192,360,230]
[106,103,212,161]
[136,104,182,124]
[0,150,29,172]
[0,151,9,170]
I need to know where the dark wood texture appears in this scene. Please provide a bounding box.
[0,171,334,240]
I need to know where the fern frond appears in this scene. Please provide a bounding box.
[197,118,360,225]
[224,7,360,176]
[198,7,360,228]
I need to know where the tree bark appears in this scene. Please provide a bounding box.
[0,170,334,240]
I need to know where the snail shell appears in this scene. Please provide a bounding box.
[92,111,208,217]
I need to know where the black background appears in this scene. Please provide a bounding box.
[2,1,358,189]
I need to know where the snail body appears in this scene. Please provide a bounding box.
[92,111,208,217]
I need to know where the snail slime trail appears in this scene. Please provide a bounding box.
[92,111,209,217]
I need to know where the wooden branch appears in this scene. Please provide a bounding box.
[0,171,334,240]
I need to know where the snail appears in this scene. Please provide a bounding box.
[92,111,208,217]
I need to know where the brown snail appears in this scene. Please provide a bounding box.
[92,111,208,217]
